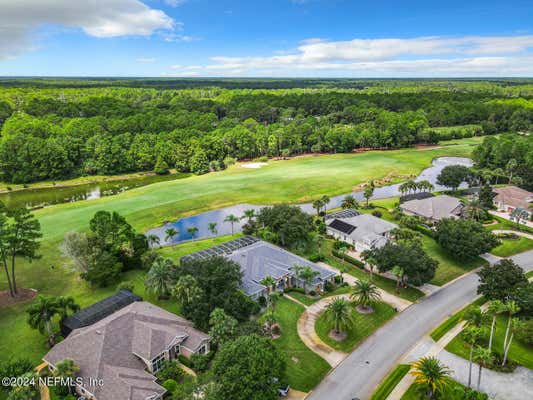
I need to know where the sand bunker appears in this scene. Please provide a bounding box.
[241,162,268,169]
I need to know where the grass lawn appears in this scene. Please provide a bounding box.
[285,285,351,306]
[445,315,533,370]
[526,270,533,279]
[315,301,396,352]
[157,233,243,261]
[486,215,533,235]
[490,236,533,257]
[401,379,482,400]
[270,297,331,392]
[370,364,411,400]
[430,297,486,342]
[421,236,487,286]
[0,141,476,365]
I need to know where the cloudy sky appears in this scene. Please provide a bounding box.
[0,0,532,77]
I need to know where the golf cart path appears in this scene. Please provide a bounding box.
[307,250,533,400]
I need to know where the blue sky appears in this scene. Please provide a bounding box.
[0,0,532,77]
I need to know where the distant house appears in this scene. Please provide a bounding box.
[493,186,533,218]
[325,209,398,252]
[181,236,337,299]
[400,194,464,222]
[44,299,210,400]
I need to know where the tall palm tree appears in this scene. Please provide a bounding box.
[55,296,80,325]
[462,326,482,388]
[144,258,174,299]
[341,195,358,209]
[506,159,517,183]
[391,265,405,294]
[241,209,256,223]
[502,317,522,366]
[487,300,504,351]
[321,195,331,212]
[187,226,198,239]
[464,199,485,221]
[411,356,452,399]
[492,168,504,185]
[350,279,381,313]
[224,214,239,234]
[293,265,319,293]
[147,234,160,248]
[314,234,325,257]
[323,297,355,335]
[173,275,202,305]
[260,275,276,293]
[464,306,488,328]
[27,296,60,346]
[473,346,494,391]
[312,199,324,216]
[502,301,520,366]
[364,254,377,281]
[164,227,179,243]
[208,222,218,236]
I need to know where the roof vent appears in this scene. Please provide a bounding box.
[95,330,102,335]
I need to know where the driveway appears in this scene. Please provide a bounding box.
[307,250,533,400]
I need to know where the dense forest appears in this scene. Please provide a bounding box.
[0,78,532,183]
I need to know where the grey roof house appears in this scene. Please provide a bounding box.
[44,300,210,400]
[181,236,337,299]
[400,194,464,222]
[326,209,397,252]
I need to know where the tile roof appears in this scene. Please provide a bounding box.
[327,213,397,249]
[493,186,533,210]
[399,195,463,220]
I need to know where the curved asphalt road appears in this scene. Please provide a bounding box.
[308,250,533,400]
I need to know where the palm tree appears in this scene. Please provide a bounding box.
[312,199,324,216]
[323,297,355,335]
[147,234,160,248]
[241,209,256,223]
[144,258,174,299]
[493,168,504,185]
[173,275,202,305]
[502,317,523,366]
[187,226,198,239]
[506,159,517,183]
[293,265,320,293]
[363,254,377,281]
[464,199,485,221]
[260,275,276,293]
[473,346,494,391]
[464,306,488,328]
[363,184,374,208]
[53,359,80,394]
[462,326,482,388]
[314,234,325,257]
[391,265,405,294]
[350,279,381,313]
[164,227,179,243]
[411,356,452,399]
[487,300,504,351]
[55,296,80,325]
[341,195,358,209]
[501,301,520,365]
[208,222,218,236]
[27,295,60,346]
[224,214,239,234]
[321,195,331,213]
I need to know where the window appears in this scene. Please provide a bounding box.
[151,353,166,373]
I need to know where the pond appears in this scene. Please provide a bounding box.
[0,173,190,209]
[147,157,473,246]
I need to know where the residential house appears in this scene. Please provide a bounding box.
[399,194,464,222]
[180,236,337,300]
[44,298,210,400]
[493,186,533,218]
[325,209,398,252]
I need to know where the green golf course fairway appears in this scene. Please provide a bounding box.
[0,139,478,365]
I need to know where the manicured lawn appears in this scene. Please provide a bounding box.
[526,270,533,279]
[486,215,533,235]
[445,315,533,370]
[430,297,486,342]
[370,364,411,400]
[270,297,331,391]
[158,233,243,262]
[421,236,487,286]
[401,379,482,400]
[315,301,396,352]
[0,142,476,365]
[491,236,533,257]
[285,285,351,306]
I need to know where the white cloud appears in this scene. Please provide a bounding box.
[0,0,175,59]
[166,35,533,77]
[164,0,187,7]
[163,33,198,42]
[136,57,157,63]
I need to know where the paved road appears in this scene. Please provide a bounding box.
[308,250,533,400]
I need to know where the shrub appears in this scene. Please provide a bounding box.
[154,157,169,175]
[324,281,334,292]
[371,210,382,218]
[223,156,237,166]
[516,319,533,345]
[334,275,343,284]
[308,253,325,262]
[285,287,305,294]
[156,360,184,382]
[178,355,193,368]
[258,156,268,162]
[308,290,316,296]
[163,379,178,393]
[116,281,135,293]
[271,324,281,336]
[190,353,212,372]
[258,296,267,308]
[332,249,365,268]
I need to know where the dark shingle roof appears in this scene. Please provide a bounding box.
[325,208,361,220]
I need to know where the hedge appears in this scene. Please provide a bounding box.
[332,249,365,269]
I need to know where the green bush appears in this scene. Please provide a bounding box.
[190,353,212,372]
[332,249,365,268]
[178,355,193,368]
[258,156,268,162]
[308,253,325,262]
[516,318,533,345]
[116,281,135,293]
[285,287,305,294]
[156,360,184,382]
